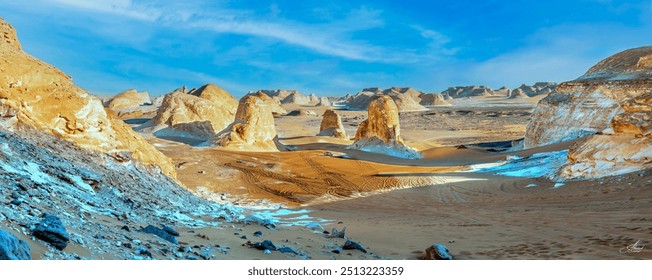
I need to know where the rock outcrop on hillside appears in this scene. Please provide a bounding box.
[516,82,558,97]
[441,86,495,98]
[104,89,158,119]
[524,46,652,179]
[508,88,529,99]
[317,96,331,106]
[142,85,237,140]
[349,95,421,158]
[0,17,176,177]
[106,89,152,111]
[281,92,311,105]
[346,87,426,111]
[419,93,451,106]
[213,95,281,151]
[317,109,348,139]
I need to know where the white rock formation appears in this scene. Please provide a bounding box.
[317,109,348,139]
[213,95,281,151]
[349,95,421,158]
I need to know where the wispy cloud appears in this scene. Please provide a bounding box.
[43,0,452,63]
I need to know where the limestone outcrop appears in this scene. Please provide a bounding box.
[0,17,176,177]
[350,95,421,158]
[524,46,652,179]
[317,109,348,139]
[213,95,280,151]
[143,85,237,140]
[419,93,451,106]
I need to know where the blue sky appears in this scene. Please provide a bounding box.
[1,0,651,97]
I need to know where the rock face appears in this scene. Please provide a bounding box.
[350,95,421,158]
[144,85,237,140]
[248,91,287,116]
[525,46,652,179]
[214,95,280,151]
[0,17,176,178]
[0,229,31,260]
[419,93,451,106]
[318,109,348,139]
[517,82,558,97]
[106,89,152,111]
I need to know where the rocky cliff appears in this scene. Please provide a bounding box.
[524,46,652,179]
[0,17,175,177]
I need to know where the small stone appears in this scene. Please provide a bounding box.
[123,243,132,249]
[115,241,122,247]
[278,246,299,255]
[240,235,247,240]
[10,199,23,206]
[263,249,272,254]
[305,222,323,230]
[140,225,178,244]
[425,244,453,260]
[253,231,263,237]
[32,214,69,250]
[343,240,367,253]
[161,224,179,237]
[132,239,142,245]
[175,252,183,258]
[121,226,130,232]
[246,240,276,251]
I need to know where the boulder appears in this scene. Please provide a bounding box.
[0,229,31,260]
[33,214,69,250]
[425,244,453,260]
[318,109,348,139]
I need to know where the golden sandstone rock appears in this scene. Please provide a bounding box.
[318,109,348,139]
[0,17,176,178]
[214,95,281,151]
[351,95,421,158]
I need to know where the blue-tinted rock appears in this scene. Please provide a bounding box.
[33,214,69,250]
[425,244,453,260]
[139,225,178,244]
[343,240,367,253]
[0,229,31,260]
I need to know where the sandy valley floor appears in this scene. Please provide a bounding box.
[134,96,652,260]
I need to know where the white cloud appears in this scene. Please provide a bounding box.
[39,0,450,63]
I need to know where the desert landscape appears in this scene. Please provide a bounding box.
[1,4,651,262]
